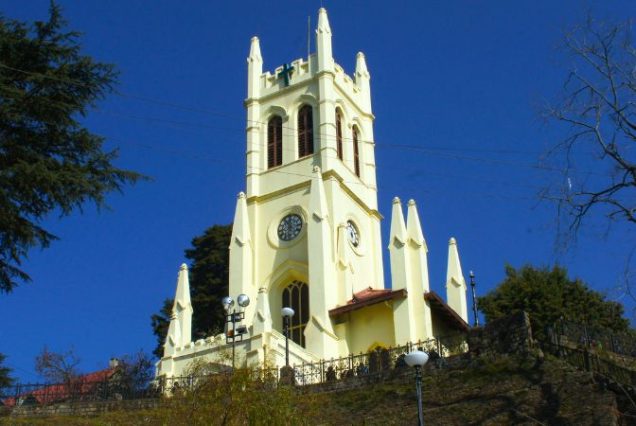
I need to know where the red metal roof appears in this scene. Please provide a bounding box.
[424,291,470,332]
[2,368,116,407]
[329,287,407,317]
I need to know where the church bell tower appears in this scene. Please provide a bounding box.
[229,8,384,360]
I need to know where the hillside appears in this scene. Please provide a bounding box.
[2,352,631,425]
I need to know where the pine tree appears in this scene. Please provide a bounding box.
[151,224,232,358]
[0,2,143,293]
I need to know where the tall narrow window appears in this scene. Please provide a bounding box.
[267,116,283,168]
[298,105,313,158]
[353,126,360,177]
[336,109,343,160]
[282,280,309,348]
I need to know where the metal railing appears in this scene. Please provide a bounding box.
[1,377,159,407]
[544,320,636,388]
[1,333,467,407]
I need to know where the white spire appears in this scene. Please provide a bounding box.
[164,263,192,357]
[355,52,369,81]
[315,8,333,72]
[446,237,465,288]
[355,52,371,112]
[248,36,262,62]
[389,197,407,247]
[317,8,332,35]
[231,192,251,247]
[247,36,262,98]
[406,199,427,250]
[446,237,469,323]
[174,263,192,311]
[228,191,255,325]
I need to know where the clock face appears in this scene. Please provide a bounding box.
[278,214,303,241]
[346,220,360,247]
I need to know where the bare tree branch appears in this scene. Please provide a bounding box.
[543,17,636,235]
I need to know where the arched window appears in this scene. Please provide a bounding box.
[282,280,309,347]
[353,126,360,177]
[267,116,282,168]
[298,105,314,158]
[336,109,343,160]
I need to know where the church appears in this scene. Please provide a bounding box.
[156,8,469,379]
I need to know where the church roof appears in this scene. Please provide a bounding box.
[2,368,117,407]
[425,291,470,332]
[329,287,407,317]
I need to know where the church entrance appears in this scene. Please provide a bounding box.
[282,280,309,347]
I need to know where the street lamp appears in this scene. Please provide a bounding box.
[405,350,429,426]
[223,294,250,369]
[469,270,479,327]
[281,307,295,367]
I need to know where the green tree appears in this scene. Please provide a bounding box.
[0,353,14,389]
[151,224,232,358]
[478,265,629,340]
[0,2,143,293]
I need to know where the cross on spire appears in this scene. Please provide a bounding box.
[277,63,294,87]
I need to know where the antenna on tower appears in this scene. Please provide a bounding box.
[307,15,311,58]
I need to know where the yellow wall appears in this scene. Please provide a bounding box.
[344,302,395,354]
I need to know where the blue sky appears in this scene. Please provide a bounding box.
[1,0,634,382]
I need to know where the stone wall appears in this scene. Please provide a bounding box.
[468,311,534,358]
[6,398,159,418]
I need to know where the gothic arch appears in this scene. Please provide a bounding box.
[263,105,289,122]
[335,107,344,160]
[352,124,361,177]
[265,261,310,345]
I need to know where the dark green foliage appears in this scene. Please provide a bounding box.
[0,2,143,293]
[0,352,14,389]
[150,298,173,359]
[478,265,630,339]
[151,224,232,358]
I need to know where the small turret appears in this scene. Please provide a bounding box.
[406,199,427,252]
[406,199,434,338]
[228,192,255,326]
[164,263,193,357]
[389,197,409,291]
[247,36,263,99]
[389,197,407,248]
[355,52,371,112]
[316,8,333,72]
[446,237,469,323]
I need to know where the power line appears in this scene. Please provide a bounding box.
[1,61,609,181]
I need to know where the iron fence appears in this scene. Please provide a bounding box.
[1,333,466,408]
[293,335,461,385]
[549,319,636,357]
[544,320,636,389]
[1,377,160,407]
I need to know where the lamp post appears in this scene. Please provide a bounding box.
[469,270,479,327]
[222,294,250,369]
[405,350,429,426]
[281,307,295,367]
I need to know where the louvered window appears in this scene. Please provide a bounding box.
[282,281,309,348]
[336,109,343,160]
[353,126,360,177]
[267,116,283,168]
[298,105,314,158]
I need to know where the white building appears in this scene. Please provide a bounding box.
[157,8,469,379]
